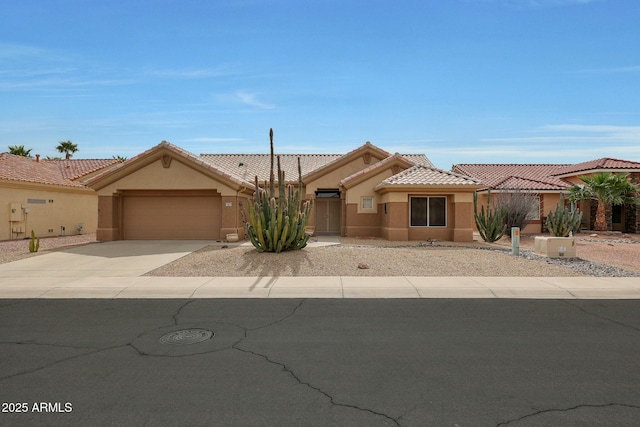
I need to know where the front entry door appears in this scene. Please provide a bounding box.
[612,204,625,232]
[315,198,341,234]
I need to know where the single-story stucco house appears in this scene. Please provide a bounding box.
[86,141,483,242]
[0,153,118,241]
[453,158,640,234]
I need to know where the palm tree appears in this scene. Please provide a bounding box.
[568,172,640,231]
[8,145,32,157]
[56,140,78,159]
[112,155,127,162]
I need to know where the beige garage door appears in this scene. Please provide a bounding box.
[123,191,221,240]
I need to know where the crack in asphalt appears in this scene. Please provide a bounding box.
[0,344,129,381]
[171,299,195,325]
[0,340,99,351]
[562,300,640,333]
[231,298,401,426]
[247,298,307,332]
[233,344,401,426]
[496,403,640,426]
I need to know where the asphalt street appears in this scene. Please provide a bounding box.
[1,298,639,426]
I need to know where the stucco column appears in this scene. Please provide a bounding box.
[96,194,121,242]
[452,193,474,242]
[220,196,241,239]
[382,201,409,241]
[306,193,316,234]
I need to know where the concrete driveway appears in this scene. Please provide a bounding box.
[0,240,213,277]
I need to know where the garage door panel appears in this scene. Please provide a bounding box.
[123,194,220,240]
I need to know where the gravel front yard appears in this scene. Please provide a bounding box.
[1,232,638,277]
[145,244,587,277]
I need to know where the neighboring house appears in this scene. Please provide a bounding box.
[0,153,118,241]
[454,158,640,234]
[86,141,483,242]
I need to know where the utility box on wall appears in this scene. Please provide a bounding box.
[9,203,22,222]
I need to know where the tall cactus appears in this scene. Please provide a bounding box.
[473,190,507,243]
[246,129,313,253]
[546,193,582,237]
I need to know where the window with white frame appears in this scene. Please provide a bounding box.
[361,197,374,210]
[410,196,447,227]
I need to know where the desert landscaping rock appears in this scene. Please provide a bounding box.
[1,233,638,278]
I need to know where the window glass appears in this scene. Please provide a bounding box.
[410,197,427,226]
[411,196,446,227]
[428,197,446,226]
[362,197,373,209]
[526,196,541,220]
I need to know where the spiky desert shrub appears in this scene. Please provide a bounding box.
[245,129,313,253]
[473,190,507,243]
[546,194,582,237]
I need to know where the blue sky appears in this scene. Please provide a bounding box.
[1,0,639,169]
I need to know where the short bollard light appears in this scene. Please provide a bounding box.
[511,227,520,256]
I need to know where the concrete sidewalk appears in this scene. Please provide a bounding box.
[1,275,639,299]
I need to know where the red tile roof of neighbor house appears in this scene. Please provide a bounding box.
[490,175,570,191]
[377,165,482,187]
[453,164,572,190]
[43,158,120,180]
[551,157,640,176]
[0,153,86,187]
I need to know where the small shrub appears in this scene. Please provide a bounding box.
[28,230,40,253]
[493,190,539,231]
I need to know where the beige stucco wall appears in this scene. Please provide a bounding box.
[344,203,382,237]
[96,158,239,197]
[377,189,477,242]
[305,155,384,194]
[1,183,96,241]
[345,168,396,214]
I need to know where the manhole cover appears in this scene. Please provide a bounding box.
[159,329,214,345]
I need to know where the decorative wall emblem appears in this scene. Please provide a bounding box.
[161,155,172,168]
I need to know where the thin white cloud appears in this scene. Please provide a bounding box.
[483,124,640,144]
[182,137,245,143]
[573,65,640,74]
[0,77,133,91]
[234,90,275,110]
[470,0,596,6]
[150,66,238,79]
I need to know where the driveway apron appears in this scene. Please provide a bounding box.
[0,241,212,277]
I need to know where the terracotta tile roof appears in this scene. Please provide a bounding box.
[377,165,482,187]
[552,157,640,176]
[453,164,571,190]
[401,154,434,167]
[87,141,254,188]
[199,153,343,183]
[340,154,413,186]
[43,158,119,180]
[492,176,570,191]
[201,144,434,183]
[0,153,85,188]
